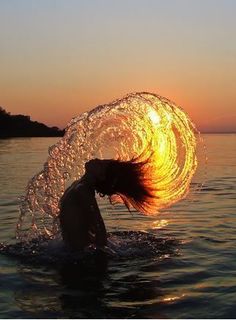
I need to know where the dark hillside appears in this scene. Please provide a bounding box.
[0,107,64,138]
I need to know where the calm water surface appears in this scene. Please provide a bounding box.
[0,135,235,318]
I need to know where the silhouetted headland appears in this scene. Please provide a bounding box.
[0,107,65,138]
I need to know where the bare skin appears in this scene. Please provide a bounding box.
[59,160,108,251]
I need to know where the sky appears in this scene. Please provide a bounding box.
[0,0,235,132]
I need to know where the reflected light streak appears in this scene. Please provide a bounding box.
[163,294,185,303]
[152,219,169,229]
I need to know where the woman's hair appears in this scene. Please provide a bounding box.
[94,148,159,215]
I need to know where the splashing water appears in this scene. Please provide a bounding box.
[1,231,179,264]
[17,92,198,241]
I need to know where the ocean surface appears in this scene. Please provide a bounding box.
[0,134,235,319]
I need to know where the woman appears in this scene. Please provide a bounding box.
[59,152,158,251]
[59,159,109,250]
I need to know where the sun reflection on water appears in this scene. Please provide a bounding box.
[163,294,185,303]
[152,219,169,229]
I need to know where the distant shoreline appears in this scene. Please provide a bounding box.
[1,132,235,140]
[0,107,65,139]
[200,132,236,134]
[1,107,235,139]
[0,134,64,140]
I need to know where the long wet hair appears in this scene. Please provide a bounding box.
[94,148,159,215]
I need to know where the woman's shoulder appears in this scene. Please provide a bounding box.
[64,180,95,198]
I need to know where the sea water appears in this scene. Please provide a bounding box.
[0,135,235,318]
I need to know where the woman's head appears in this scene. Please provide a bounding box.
[85,158,111,184]
[85,149,159,214]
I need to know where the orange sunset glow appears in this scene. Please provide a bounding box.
[0,1,236,132]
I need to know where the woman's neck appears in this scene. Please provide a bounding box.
[80,172,97,188]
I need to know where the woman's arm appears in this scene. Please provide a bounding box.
[89,196,107,247]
